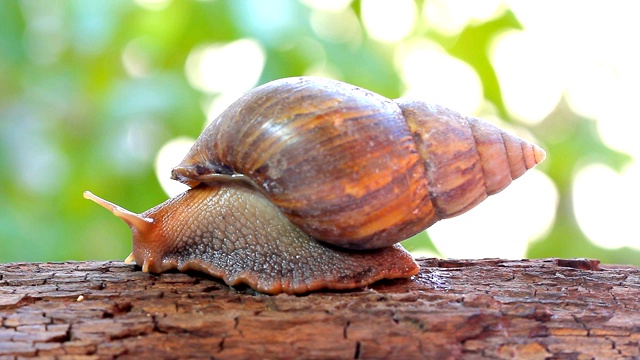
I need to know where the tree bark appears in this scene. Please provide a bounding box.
[0,258,639,359]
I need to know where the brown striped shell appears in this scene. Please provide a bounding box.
[171,76,545,250]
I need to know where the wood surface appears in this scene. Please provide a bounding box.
[1,258,639,359]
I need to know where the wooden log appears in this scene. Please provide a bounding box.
[0,258,639,359]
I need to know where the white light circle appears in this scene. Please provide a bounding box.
[396,39,483,115]
[361,0,416,43]
[185,38,266,95]
[490,30,566,125]
[154,137,195,197]
[573,162,640,250]
[429,169,558,259]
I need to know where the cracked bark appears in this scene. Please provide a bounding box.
[1,258,639,359]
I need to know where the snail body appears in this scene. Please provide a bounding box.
[85,77,545,294]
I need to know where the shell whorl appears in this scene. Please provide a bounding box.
[396,99,545,220]
[172,77,544,250]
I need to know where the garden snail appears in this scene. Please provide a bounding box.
[84,77,545,295]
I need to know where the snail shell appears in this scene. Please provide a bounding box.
[171,77,544,249]
[85,77,545,294]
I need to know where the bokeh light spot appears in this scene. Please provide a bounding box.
[573,162,640,250]
[361,0,416,43]
[430,169,558,259]
[567,61,640,159]
[309,7,361,45]
[491,30,566,125]
[20,0,66,65]
[155,137,195,197]
[185,38,266,95]
[396,39,482,115]
[422,0,505,36]
[122,38,154,78]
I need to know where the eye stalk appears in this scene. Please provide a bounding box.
[83,191,154,267]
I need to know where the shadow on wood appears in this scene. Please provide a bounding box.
[1,258,639,359]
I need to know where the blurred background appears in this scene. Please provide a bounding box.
[1,0,638,265]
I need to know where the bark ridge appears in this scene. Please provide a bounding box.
[1,258,639,359]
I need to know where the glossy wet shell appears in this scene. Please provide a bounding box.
[172,77,544,250]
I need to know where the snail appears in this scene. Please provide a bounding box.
[84,76,545,295]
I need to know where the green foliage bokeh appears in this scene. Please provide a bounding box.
[0,0,637,265]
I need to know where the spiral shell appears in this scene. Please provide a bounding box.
[172,77,544,250]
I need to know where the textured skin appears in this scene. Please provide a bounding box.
[133,183,419,295]
[172,77,545,249]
